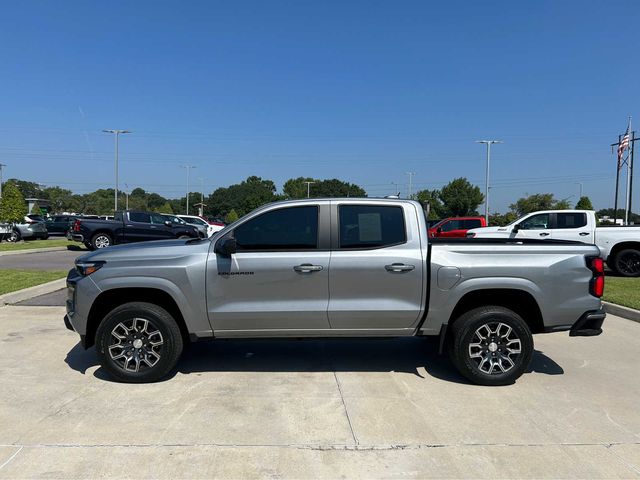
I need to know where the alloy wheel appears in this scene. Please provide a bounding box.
[108,318,164,373]
[618,251,640,276]
[468,322,522,375]
[94,235,110,248]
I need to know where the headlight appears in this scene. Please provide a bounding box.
[76,261,105,276]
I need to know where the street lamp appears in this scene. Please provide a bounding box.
[103,129,131,212]
[180,165,196,214]
[0,163,6,199]
[304,181,315,198]
[476,140,503,223]
[575,182,583,199]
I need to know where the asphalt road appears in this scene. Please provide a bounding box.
[0,248,86,271]
[0,305,638,478]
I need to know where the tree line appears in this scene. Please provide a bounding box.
[1,175,635,225]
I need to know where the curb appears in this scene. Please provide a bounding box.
[603,301,640,324]
[0,278,67,306]
[0,246,69,257]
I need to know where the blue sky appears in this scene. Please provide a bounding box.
[0,0,638,213]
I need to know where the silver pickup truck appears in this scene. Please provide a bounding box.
[64,198,606,386]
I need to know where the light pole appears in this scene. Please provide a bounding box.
[575,182,583,199]
[103,130,131,212]
[304,181,315,198]
[124,183,130,210]
[0,163,6,199]
[391,182,400,196]
[476,140,503,223]
[405,172,415,199]
[180,165,196,214]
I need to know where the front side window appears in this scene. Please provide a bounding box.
[234,206,318,251]
[520,214,550,230]
[557,213,587,229]
[339,205,406,249]
[150,214,168,224]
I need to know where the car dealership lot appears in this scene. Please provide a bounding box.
[0,307,638,478]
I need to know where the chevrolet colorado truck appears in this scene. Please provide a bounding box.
[467,210,640,276]
[68,210,201,250]
[64,198,606,386]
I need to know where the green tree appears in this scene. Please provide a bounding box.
[5,179,43,199]
[489,212,518,226]
[415,189,444,219]
[439,178,484,217]
[44,186,74,212]
[283,177,317,199]
[156,202,173,214]
[510,193,571,216]
[208,176,279,217]
[0,182,28,223]
[225,209,239,223]
[313,179,366,197]
[575,196,594,210]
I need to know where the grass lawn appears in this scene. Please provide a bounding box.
[0,269,67,295]
[603,276,640,311]
[0,238,71,252]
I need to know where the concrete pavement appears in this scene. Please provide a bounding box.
[0,305,638,478]
[0,248,85,271]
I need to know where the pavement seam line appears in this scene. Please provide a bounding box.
[333,371,359,445]
[605,444,640,475]
[0,446,22,471]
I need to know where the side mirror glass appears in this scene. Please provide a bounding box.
[216,237,237,256]
[164,220,172,227]
[513,223,521,233]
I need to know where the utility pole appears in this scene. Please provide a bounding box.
[0,163,6,199]
[476,140,503,223]
[103,129,131,212]
[575,182,583,199]
[180,165,196,214]
[405,172,415,199]
[304,181,315,198]
[391,182,400,196]
[124,183,129,210]
[611,122,638,225]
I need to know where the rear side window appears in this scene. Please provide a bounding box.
[129,212,151,223]
[234,206,318,250]
[463,219,482,229]
[339,205,405,249]
[556,213,587,229]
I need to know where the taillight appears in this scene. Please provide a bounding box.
[73,220,82,232]
[587,257,605,298]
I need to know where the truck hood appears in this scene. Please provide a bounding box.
[76,238,210,264]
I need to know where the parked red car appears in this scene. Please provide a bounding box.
[428,216,487,238]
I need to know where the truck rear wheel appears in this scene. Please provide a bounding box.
[95,302,183,383]
[91,233,112,250]
[611,248,640,277]
[449,306,533,386]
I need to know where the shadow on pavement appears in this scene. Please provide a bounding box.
[65,337,563,385]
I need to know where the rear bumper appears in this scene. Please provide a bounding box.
[545,309,606,336]
[67,232,84,242]
[569,309,606,337]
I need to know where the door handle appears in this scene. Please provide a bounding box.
[539,232,550,237]
[293,264,323,273]
[385,263,415,272]
[579,232,589,236]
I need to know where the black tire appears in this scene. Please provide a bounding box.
[91,233,112,250]
[43,234,49,240]
[449,306,533,386]
[95,302,184,383]
[7,229,21,243]
[611,248,640,277]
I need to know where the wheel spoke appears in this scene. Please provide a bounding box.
[469,321,522,376]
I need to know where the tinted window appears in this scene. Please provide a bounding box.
[181,216,207,226]
[129,212,151,223]
[557,213,587,229]
[150,214,167,224]
[441,219,462,232]
[463,219,482,229]
[234,206,318,250]
[520,214,550,230]
[339,205,405,248]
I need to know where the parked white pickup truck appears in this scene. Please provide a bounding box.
[467,210,640,277]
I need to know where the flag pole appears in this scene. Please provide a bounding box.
[614,134,621,225]
[625,116,632,225]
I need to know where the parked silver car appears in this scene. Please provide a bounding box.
[5,214,48,242]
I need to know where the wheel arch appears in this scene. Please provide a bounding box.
[608,241,640,262]
[85,287,189,349]
[448,288,544,335]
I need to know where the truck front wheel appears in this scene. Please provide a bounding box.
[95,302,184,383]
[449,306,533,386]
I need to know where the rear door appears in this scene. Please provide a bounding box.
[206,203,331,332]
[328,202,424,331]
[551,212,592,243]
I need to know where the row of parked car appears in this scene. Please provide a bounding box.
[0,212,226,245]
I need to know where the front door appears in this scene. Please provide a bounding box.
[206,204,331,332]
[513,212,553,239]
[328,202,425,331]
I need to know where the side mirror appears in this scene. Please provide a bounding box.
[513,224,521,233]
[216,237,237,256]
[436,227,442,234]
[164,220,172,227]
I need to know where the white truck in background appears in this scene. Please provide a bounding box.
[467,210,640,277]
